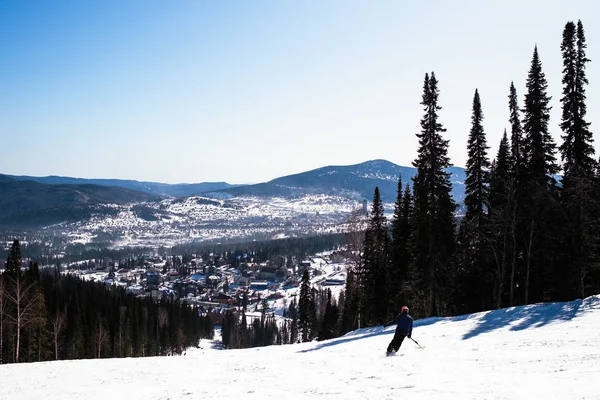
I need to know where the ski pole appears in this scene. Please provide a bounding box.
[410,337,424,350]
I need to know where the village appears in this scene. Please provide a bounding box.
[64,250,350,324]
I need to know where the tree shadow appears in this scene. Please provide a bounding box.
[462,295,600,340]
[296,317,448,353]
[297,326,390,353]
[296,295,600,352]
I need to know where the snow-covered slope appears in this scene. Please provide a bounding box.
[2,295,598,400]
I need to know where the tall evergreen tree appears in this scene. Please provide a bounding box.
[522,46,559,188]
[558,20,596,299]
[509,82,524,179]
[520,46,560,304]
[4,240,22,279]
[339,269,359,333]
[457,89,491,313]
[298,269,313,342]
[390,180,412,312]
[411,72,457,317]
[507,83,524,306]
[359,187,390,325]
[559,20,594,176]
[488,131,514,308]
[464,89,491,221]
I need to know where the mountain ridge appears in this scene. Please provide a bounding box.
[0,160,466,230]
[5,174,238,197]
[0,178,159,227]
[209,159,466,204]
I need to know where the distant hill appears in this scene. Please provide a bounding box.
[0,160,467,229]
[6,175,237,197]
[0,177,158,227]
[211,159,466,204]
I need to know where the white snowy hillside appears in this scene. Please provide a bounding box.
[2,295,599,400]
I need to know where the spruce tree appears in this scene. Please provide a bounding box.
[359,187,390,325]
[390,180,412,312]
[558,20,596,299]
[411,72,457,317]
[488,131,513,308]
[507,83,524,306]
[464,89,491,222]
[559,20,594,176]
[4,240,22,279]
[522,46,559,188]
[520,46,559,304]
[298,269,312,342]
[509,82,524,181]
[339,269,358,333]
[457,89,491,313]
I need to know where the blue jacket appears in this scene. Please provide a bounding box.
[385,313,413,337]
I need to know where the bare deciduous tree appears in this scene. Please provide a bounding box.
[3,274,44,363]
[94,317,109,359]
[51,310,67,360]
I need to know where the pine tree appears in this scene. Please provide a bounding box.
[390,180,412,312]
[464,89,491,222]
[359,187,390,325]
[457,89,491,313]
[4,240,22,279]
[509,82,524,181]
[523,46,559,188]
[488,131,514,308]
[298,269,313,342]
[520,46,560,304]
[507,83,524,306]
[339,269,358,333]
[558,20,596,299]
[559,21,594,176]
[411,72,457,317]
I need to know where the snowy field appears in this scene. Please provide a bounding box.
[1,295,598,400]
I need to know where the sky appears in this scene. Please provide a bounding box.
[1,0,599,184]
[0,290,598,399]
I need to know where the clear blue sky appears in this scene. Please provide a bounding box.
[1,0,598,184]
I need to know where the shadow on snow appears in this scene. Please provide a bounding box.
[461,295,600,340]
[296,295,600,352]
[297,326,389,353]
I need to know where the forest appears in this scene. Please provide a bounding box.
[0,240,214,364]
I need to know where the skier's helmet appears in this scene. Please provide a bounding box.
[401,306,409,314]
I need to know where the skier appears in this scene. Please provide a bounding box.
[384,305,413,355]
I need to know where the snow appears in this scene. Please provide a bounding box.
[1,295,599,399]
[49,194,361,249]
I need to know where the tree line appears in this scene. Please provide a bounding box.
[343,20,599,329]
[0,240,214,364]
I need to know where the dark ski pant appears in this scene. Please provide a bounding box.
[387,329,406,353]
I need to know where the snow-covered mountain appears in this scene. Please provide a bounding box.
[209,159,466,204]
[1,294,597,399]
[1,160,466,247]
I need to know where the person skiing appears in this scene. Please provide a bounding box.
[384,305,413,355]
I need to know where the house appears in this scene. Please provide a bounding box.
[212,293,236,306]
[145,270,161,286]
[167,271,180,281]
[235,276,252,287]
[258,265,279,280]
[249,281,269,291]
